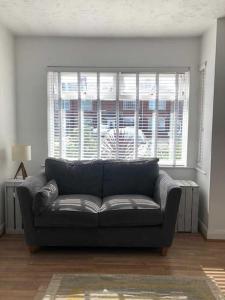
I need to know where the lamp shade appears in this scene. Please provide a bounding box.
[12,144,31,161]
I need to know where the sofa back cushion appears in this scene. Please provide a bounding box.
[45,158,103,197]
[103,159,159,197]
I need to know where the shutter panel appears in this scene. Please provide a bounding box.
[60,72,79,159]
[176,72,189,166]
[48,72,60,158]
[80,72,98,159]
[118,73,136,159]
[100,73,117,159]
[48,69,189,166]
[138,73,156,158]
[197,67,206,168]
[157,73,176,165]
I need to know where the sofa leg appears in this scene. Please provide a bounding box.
[28,246,40,254]
[160,247,169,256]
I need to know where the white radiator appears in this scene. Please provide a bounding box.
[175,180,199,233]
[4,179,24,234]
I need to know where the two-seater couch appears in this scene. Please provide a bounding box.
[17,158,181,255]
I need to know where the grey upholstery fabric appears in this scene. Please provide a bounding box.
[103,159,159,197]
[154,171,181,245]
[17,172,47,245]
[35,194,102,228]
[99,194,162,227]
[17,166,181,249]
[32,227,164,247]
[45,158,103,197]
[33,180,58,215]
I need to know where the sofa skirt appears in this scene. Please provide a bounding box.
[30,225,172,248]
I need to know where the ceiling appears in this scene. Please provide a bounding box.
[0,0,224,37]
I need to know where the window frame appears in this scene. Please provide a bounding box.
[197,62,207,170]
[47,67,190,167]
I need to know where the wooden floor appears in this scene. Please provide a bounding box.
[0,234,225,299]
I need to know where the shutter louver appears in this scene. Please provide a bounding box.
[48,69,189,166]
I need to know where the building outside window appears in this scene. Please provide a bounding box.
[123,100,136,110]
[81,100,93,112]
[158,116,166,129]
[148,100,166,110]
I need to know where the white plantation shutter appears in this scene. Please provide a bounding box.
[80,72,98,159]
[100,73,117,159]
[48,72,60,157]
[48,72,80,159]
[157,74,176,165]
[48,69,189,166]
[177,73,189,165]
[60,72,79,159]
[197,64,206,168]
[119,73,136,159]
[139,73,156,158]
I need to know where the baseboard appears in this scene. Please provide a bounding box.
[0,182,5,237]
[0,223,4,236]
[207,229,225,240]
[199,219,225,240]
[198,219,208,239]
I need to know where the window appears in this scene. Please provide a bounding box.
[48,69,189,165]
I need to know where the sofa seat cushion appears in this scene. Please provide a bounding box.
[99,194,162,227]
[34,194,102,228]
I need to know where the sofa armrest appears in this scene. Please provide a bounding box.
[17,172,47,245]
[154,171,181,245]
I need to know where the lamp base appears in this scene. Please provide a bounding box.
[14,162,28,180]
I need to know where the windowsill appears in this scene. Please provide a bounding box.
[41,162,195,169]
[161,166,195,169]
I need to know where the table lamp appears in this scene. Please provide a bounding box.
[12,144,31,179]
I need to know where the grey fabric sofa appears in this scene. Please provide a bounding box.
[17,158,181,255]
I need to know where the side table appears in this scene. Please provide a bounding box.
[5,179,24,234]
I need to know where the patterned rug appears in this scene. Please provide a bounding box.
[35,274,224,300]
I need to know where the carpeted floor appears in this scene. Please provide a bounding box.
[35,274,224,300]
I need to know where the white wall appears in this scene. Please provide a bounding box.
[15,36,200,179]
[197,23,217,235]
[208,18,225,239]
[197,18,225,240]
[0,23,16,233]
